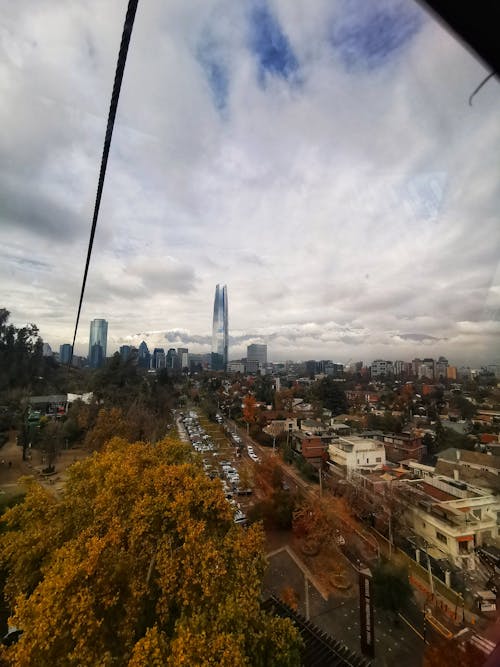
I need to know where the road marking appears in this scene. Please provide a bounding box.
[398,612,428,643]
[425,613,453,640]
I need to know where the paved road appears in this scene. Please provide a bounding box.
[264,548,426,667]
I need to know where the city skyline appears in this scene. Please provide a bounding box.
[1,1,499,366]
[53,315,496,373]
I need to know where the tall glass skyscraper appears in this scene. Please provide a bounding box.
[212,284,228,370]
[137,340,150,369]
[59,343,73,365]
[89,319,108,368]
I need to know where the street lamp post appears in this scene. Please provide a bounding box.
[424,541,434,596]
[388,506,393,560]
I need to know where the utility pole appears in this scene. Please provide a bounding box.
[319,468,323,497]
[388,507,393,560]
[425,542,434,595]
[305,576,310,621]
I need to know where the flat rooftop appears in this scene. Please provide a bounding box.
[416,481,456,502]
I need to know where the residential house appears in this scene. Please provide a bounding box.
[379,432,425,463]
[327,436,386,479]
[290,430,327,464]
[397,475,500,570]
[437,448,500,477]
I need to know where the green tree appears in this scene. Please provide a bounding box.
[310,377,348,416]
[0,437,301,666]
[434,424,473,452]
[90,353,141,407]
[0,309,44,393]
[372,561,413,616]
[38,419,63,470]
[254,375,274,405]
[422,432,436,457]
[450,395,476,420]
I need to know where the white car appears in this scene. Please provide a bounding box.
[234,509,247,525]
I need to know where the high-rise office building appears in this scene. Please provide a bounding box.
[212,284,228,370]
[137,341,150,369]
[436,356,449,381]
[151,348,165,369]
[60,344,73,364]
[419,358,435,380]
[42,342,53,357]
[89,319,108,369]
[371,360,393,378]
[178,348,189,370]
[247,344,267,373]
[210,352,224,371]
[166,348,178,370]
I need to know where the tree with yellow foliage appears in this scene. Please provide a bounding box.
[0,437,301,666]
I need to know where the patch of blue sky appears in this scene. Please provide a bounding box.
[398,171,448,222]
[248,1,299,85]
[197,37,230,113]
[330,0,424,71]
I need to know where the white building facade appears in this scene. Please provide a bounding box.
[328,436,386,478]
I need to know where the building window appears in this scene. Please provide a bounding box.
[366,458,369,463]
[376,457,382,463]
[436,531,447,544]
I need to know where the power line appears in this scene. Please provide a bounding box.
[69,0,139,365]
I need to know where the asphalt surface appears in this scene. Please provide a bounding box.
[264,549,426,667]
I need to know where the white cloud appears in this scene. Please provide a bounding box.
[1,0,499,366]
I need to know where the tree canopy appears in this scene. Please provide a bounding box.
[449,394,476,420]
[0,309,44,393]
[0,437,301,666]
[310,377,348,416]
[243,394,258,426]
[372,561,413,615]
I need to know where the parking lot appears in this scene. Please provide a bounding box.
[178,410,260,525]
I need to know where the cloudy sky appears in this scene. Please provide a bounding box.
[1,0,499,366]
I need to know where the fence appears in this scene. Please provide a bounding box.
[373,528,464,609]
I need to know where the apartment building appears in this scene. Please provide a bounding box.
[397,475,500,570]
[328,436,386,479]
[379,432,425,463]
